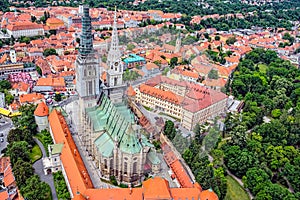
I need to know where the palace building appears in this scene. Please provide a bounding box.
[133,75,228,130]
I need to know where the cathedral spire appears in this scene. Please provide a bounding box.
[79,5,93,56]
[107,7,121,66]
[175,32,181,53]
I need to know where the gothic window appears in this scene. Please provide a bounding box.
[84,69,87,76]
[124,162,127,175]
[104,159,107,169]
[88,81,93,95]
[133,162,137,173]
[114,77,117,86]
[110,159,113,169]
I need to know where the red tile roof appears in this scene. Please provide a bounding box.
[34,101,49,117]
[143,177,172,200]
[19,93,44,104]
[48,110,93,194]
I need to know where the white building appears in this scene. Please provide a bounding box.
[42,143,64,175]
[6,22,44,38]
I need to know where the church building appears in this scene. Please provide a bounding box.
[75,5,160,186]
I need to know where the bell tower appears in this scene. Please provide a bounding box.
[76,5,100,108]
[103,7,126,104]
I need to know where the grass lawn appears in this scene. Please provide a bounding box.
[29,144,42,163]
[258,64,268,73]
[225,175,250,200]
[35,134,48,156]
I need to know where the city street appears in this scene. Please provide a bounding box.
[0,117,13,154]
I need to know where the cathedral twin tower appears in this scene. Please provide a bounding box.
[76,5,124,107]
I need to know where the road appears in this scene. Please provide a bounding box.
[0,117,13,154]
[33,138,58,200]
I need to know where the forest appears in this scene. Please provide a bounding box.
[178,48,300,200]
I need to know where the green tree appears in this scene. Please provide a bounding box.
[54,93,62,102]
[208,69,219,79]
[170,57,178,68]
[21,175,51,200]
[164,120,176,140]
[126,43,135,51]
[12,104,37,135]
[43,48,57,57]
[226,36,237,45]
[0,80,11,92]
[7,141,30,165]
[215,35,220,41]
[13,160,34,188]
[242,167,270,195]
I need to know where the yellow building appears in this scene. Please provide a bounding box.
[46,18,65,30]
[134,75,228,130]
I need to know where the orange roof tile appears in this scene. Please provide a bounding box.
[3,165,15,187]
[143,177,172,200]
[127,85,136,97]
[200,189,219,200]
[12,82,29,92]
[0,157,10,174]
[36,77,65,87]
[34,101,49,117]
[48,110,93,195]
[0,191,9,200]
[19,93,44,104]
[170,188,201,200]
[139,84,182,105]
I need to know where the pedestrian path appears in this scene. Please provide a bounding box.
[33,137,58,200]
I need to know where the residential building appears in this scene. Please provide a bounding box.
[123,54,146,69]
[35,77,66,92]
[6,22,44,38]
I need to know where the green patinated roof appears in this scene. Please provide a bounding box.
[147,150,161,165]
[94,132,114,157]
[119,124,142,154]
[86,94,153,157]
[49,143,64,155]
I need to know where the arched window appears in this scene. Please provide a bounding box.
[133,162,137,173]
[124,162,127,175]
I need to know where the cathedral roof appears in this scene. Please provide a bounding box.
[87,94,152,157]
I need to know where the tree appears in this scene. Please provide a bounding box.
[7,141,30,165]
[215,35,220,41]
[0,80,11,92]
[43,48,57,57]
[208,69,219,79]
[226,36,237,45]
[54,93,62,102]
[126,43,135,51]
[255,183,297,200]
[21,175,51,200]
[12,104,37,135]
[13,160,34,188]
[4,90,14,105]
[243,167,270,195]
[36,66,42,76]
[7,128,34,145]
[229,124,248,147]
[170,57,178,68]
[164,120,176,140]
[224,145,258,178]
[31,15,36,22]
